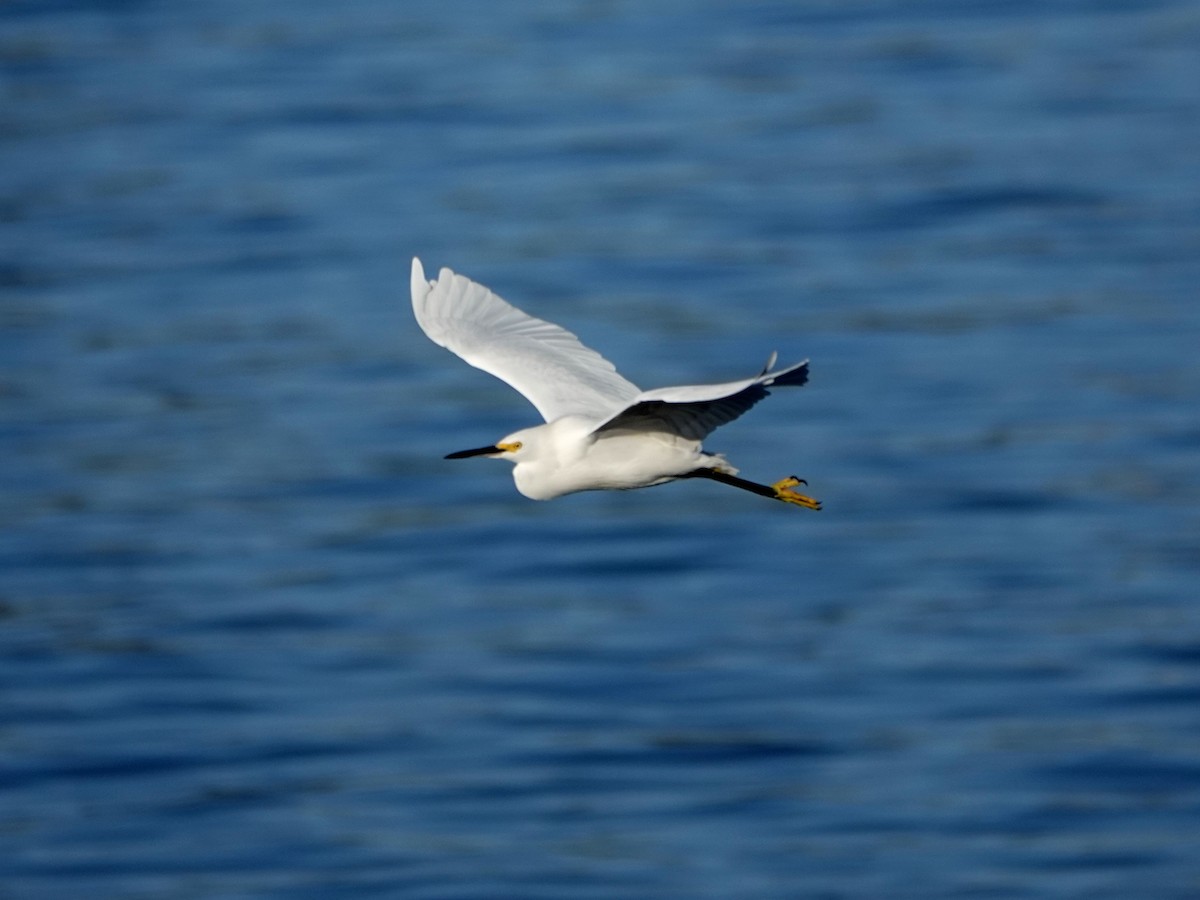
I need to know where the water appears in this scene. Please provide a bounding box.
[2,1,1199,897]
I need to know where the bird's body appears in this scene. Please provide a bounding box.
[411,258,820,510]
[500,417,721,500]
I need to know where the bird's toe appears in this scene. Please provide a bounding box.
[771,476,822,511]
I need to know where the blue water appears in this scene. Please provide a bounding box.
[3,1,1199,897]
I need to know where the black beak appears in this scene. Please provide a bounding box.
[445,445,502,460]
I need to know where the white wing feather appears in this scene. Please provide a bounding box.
[411,258,640,423]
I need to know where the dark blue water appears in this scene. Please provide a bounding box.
[3,1,1199,897]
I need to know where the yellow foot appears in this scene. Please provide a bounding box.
[772,476,822,511]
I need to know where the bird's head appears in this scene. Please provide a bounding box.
[444,428,535,463]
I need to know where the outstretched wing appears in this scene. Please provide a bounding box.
[411,258,640,423]
[592,358,810,441]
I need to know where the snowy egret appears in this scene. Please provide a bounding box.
[410,258,821,510]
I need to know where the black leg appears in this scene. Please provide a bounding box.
[681,468,821,510]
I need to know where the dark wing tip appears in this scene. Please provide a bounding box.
[766,359,809,388]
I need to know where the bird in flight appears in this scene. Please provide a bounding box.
[410,258,821,510]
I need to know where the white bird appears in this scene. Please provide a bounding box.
[410,258,821,510]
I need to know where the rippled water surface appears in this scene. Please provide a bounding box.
[3,1,1199,897]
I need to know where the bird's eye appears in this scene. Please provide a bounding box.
[509,441,522,451]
